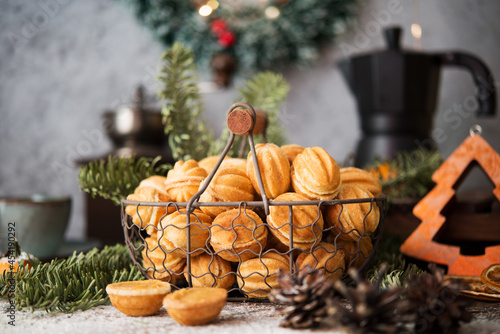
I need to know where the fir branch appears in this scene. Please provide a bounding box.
[209,71,290,157]
[0,244,142,313]
[78,155,170,205]
[158,42,214,161]
[239,71,290,146]
[366,233,423,288]
[368,148,442,202]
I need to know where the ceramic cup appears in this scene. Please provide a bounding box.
[0,195,71,258]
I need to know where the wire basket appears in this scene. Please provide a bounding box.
[121,103,386,301]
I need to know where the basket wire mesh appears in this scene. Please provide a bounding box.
[121,102,386,301]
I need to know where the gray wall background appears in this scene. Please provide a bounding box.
[1,0,499,241]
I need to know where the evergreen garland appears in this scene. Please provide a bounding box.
[0,245,142,313]
[116,0,358,72]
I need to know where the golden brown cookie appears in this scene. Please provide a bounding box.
[210,209,268,262]
[142,237,185,284]
[265,230,291,254]
[296,242,346,281]
[323,185,380,241]
[184,253,235,289]
[267,192,324,251]
[199,167,254,218]
[280,144,305,164]
[163,287,227,326]
[125,186,173,236]
[157,210,213,258]
[340,167,382,197]
[332,236,373,269]
[137,175,168,194]
[291,147,341,200]
[247,143,290,199]
[164,160,207,202]
[237,253,290,299]
[106,280,171,317]
[198,155,225,175]
[220,158,247,176]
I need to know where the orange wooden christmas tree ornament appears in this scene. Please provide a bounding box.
[400,126,500,276]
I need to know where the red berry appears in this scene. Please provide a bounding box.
[218,30,236,48]
[210,19,227,36]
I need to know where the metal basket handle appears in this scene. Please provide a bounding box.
[187,102,270,216]
[228,104,268,158]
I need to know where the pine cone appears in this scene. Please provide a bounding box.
[269,265,334,329]
[406,263,472,334]
[326,265,411,333]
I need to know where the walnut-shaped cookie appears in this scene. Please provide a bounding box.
[198,155,226,175]
[163,287,227,326]
[267,192,324,251]
[136,175,168,194]
[220,158,247,176]
[340,167,382,197]
[184,253,235,289]
[142,237,185,284]
[332,236,373,269]
[125,186,172,236]
[295,242,345,281]
[323,185,380,242]
[280,144,305,164]
[237,253,290,299]
[107,280,171,317]
[291,147,341,200]
[199,156,247,176]
[210,209,268,262]
[247,143,290,199]
[199,167,254,218]
[265,230,291,254]
[164,160,207,202]
[157,209,212,258]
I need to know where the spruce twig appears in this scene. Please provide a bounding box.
[158,42,214,161]
[78,155,170,205]
[368,148,442,202]
[365,233,423,288]
[0,244,142,313]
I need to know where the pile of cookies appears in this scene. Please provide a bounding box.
[125,143,382,298]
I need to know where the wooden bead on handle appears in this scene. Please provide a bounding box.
[227,108,268,135]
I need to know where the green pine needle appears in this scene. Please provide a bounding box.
[78,155,170,206]
[0,244,142,313]
[158,42,215,161]
[368,148,442,202]
[366,233,424,287]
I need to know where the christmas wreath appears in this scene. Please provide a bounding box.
[117,0,357,74]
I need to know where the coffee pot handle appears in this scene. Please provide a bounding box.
[439,52,496,116]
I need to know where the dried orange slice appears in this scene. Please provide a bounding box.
[163,287,227,326]
[446,275,500,301]
[106,280,171,316]
[481,263,500,293]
